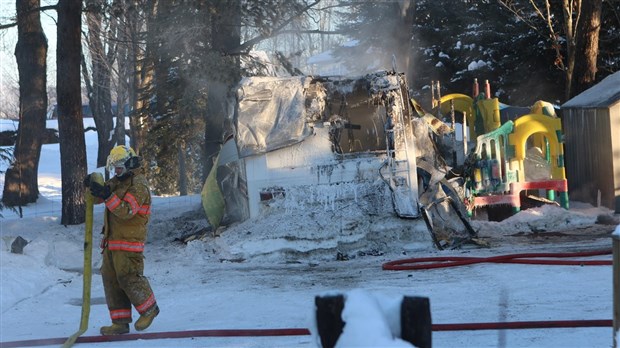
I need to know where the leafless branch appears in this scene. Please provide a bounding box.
[0,5,57,30]
[234,0,321,54]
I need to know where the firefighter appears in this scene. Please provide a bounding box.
[85,145,159,335]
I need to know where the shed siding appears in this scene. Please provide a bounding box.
[563,108,614,209]
[611,102,620,212]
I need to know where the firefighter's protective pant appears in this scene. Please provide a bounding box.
[101,249,157,324]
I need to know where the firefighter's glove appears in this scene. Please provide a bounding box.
[90,182,112,200]
[83,174,92,187]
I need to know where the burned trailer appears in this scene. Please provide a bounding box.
[215,71,420,224]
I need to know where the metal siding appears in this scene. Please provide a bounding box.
[563,107,614,208]
[611,102,620,212]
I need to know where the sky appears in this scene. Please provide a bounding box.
[0,0,58,75]
[0,0,58,119]
[0,118,619,347]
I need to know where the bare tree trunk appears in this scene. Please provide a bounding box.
[396,0,415,84]
[114,77,128,147]
[2,0,48,208]
[114,0,128,147]
[204,0,241,180]
[572,0,602,97]
[85,0,115,167]
[57,0,87,225]
[177,141,187,196]
[561,0,580,101]
[130,0,156,155]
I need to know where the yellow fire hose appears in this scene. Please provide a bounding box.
[63,172,103,348]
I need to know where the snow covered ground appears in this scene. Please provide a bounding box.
[1,118,619,347]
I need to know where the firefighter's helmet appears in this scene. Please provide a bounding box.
[106,145,139,177]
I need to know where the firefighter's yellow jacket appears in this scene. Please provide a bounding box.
[99,168,151,251]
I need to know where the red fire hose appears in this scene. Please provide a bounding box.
[0,328,312,348]
[433,319,611,331]
[1,320,613,347]
[380,249,613,333]
[383,249,612,270]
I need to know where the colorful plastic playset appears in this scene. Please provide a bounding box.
[436,79,568,214]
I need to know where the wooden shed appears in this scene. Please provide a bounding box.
[561,71,620,212]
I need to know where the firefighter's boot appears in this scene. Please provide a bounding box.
[100,323,129,335]
[135,306,159,331]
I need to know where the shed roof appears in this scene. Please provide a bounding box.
[562,70,620,108]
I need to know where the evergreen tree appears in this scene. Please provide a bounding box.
[334,0,568,106]
[333,1,414,80]
[598,0,620,76]
[411,1,569,106]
